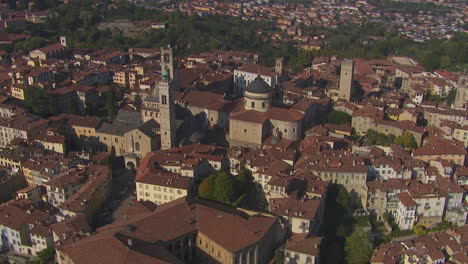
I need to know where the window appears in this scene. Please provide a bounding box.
[162,95,167,105]
[262,102,265,108]
[135,142,140,151]
[114,138,118,143]
[244,129,247,133]
[251,102,255,108]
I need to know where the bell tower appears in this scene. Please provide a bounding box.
[454,72,468,109]
[159,46,177,150]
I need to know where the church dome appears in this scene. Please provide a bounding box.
[245,75,271,95]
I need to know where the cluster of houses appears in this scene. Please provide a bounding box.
[0,25,465,263]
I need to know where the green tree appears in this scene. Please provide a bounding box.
[105,86,117,122]
[237,167,253,189]
[198,174,216,200]
[26,247,55,264]
[327,110,352,125]
[198,169,256,207]
[213,171,236,203]
[274,250,285,264]
[66,97,78,115]
[23,86,50,116]
[446,88,457,106]
[395,131,418,150]
[365,129,395,146]
[345,228,373,264]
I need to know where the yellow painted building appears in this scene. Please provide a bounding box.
[136,172,190,205]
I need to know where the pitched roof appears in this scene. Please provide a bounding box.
[396,192,417,207]
[236,64,278,77]
[285,234,322,256]
[197,203,277,252]
[59,232,183,264]
[270,197,321,220]
[267,107,303,122]
[230,110,268,124]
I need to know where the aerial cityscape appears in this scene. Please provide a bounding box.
[0,0,466,263]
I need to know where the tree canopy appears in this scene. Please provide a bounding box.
[327,110,352,125]
[26,247,56,264]
[198,168,256,207]
[23,86,53,116]
[395,131,418,150]
[364,129,395,146]
[345,228,373,264]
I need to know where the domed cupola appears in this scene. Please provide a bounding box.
[244,75,272,112]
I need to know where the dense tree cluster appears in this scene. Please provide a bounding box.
[364,129,396,146]
[23,86,54,116]
[394,131,418,150]
[327,110,352,125]
[345,228,373,264]
[198,168,256,208]
[26,247,55,264]
[3,0,464,73]
[320,185,356,264]
[318,21,467,71]
[364,129,418,149]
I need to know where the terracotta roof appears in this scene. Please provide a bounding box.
[52,214,91,238]
[197,203,277,252]
[53,114,103,129]
[270,197,321,220]
[35,43,65,54]
[267,107,303,122]
[285,234,322,256]
[413,137,467,156]
[396,192,417,207]
[0,199,50,230]
[236,64,279,77]
[98,198,197,243]
[31,225,52,237]
[230,110,268,124]
[137,170,190,190]
[59,232,183,264]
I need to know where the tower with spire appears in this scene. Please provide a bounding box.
[159,46,177,150]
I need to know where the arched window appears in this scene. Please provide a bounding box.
[135,142,140,151]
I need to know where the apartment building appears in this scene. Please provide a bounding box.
[136,171,190,205]
[394,192,417,230]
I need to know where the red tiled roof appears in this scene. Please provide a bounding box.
[230,110,268,124]
[396,192,417,207]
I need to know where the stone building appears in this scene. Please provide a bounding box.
[229,76,304,148]
[453,71,467,109]
[158,71,176,150]
[56,198,284,264]
[233,64,279,97]
[338,59,354,101]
